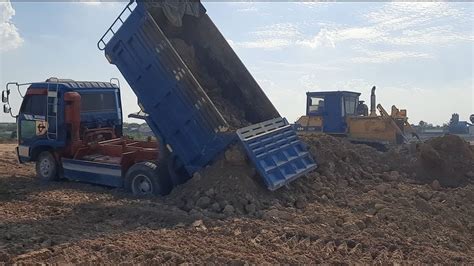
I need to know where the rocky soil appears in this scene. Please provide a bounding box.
[0,135,473,264]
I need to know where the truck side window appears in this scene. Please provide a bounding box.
[81,93,116,112]
[20,95,47,116]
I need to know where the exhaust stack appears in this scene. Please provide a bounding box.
[370,86,377,117]
[64,92,81,142]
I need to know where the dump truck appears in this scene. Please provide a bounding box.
[2,78,175,195]
[2,0,317,195]
[294,86,419,148]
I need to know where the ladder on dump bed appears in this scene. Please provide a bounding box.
[97,1,136,51]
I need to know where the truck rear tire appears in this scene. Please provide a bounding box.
[125,161,171,196]
[36,151,59,181]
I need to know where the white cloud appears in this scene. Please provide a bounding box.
[227,2,259,13]
[260,60,342,72]
[233,38,292,50]
[296,2,328,9]
[0,0,23,52]
[251,23,302,39]
[76,0,109,6]
[231,23,302,50]
[351,50,434,64]
[363,2,472,46]
[365,2,465,32]
[74,1,120,7]
[299,73,321,90]
[297,26,386,49]
[297,28,335,48]
[233,2,472,65]
[301,2,472,49]
[335,27,384,42]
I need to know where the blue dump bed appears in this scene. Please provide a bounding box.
[99,1,317,189]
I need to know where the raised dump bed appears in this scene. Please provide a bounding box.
[98,0,317,190]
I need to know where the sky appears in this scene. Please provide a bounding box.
[0,1,473,126]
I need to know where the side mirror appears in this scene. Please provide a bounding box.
[2,90,8,103]
[3,104,11,114]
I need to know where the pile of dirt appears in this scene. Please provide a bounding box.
[416,134,474,187]
[1,138,473,263]
[298,134,413,187]
[302,133,474,189]
[165,135,408,219]
[1,134,473,263]
[164,133,474,222]
[165,146,274,218]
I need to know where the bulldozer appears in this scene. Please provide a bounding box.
[294,86,419,148]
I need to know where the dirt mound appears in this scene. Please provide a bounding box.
[165,133,474,223]
[1,139,474,263]
[417,134,474,187]
[165,146,276,218]
[165,136,385,218]
[165,135,411,219]
[300,134,408,184]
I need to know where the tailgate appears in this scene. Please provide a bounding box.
[237,118,318,190]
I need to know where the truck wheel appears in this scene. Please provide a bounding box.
[125,161,171,196]
[36,151,59,181]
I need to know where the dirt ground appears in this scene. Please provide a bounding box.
[0,135,473,264]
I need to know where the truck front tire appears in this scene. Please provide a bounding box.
[125,161,171,196]
[36,151,59,181]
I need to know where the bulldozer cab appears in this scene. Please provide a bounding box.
[306,91,360,134]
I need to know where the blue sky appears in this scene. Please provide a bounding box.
[0,1,473,125]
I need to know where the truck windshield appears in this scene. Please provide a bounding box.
[20,95,47,116]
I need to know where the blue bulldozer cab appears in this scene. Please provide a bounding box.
[98,0,317,190]
[305,91,361,134]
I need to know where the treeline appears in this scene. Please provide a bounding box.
[0,123,17,140]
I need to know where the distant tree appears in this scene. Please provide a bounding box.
[418,121,428,128]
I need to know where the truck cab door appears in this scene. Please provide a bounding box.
[18,93,48,148]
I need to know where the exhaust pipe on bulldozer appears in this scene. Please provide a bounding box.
[370,86,377,117]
